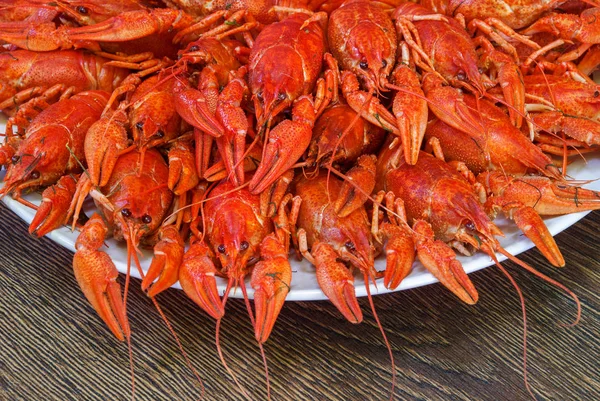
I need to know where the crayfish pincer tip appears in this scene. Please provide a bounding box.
[73,250,129,341]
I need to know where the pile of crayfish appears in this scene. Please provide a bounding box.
[2,0,600,399]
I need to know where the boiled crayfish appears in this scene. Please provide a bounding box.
[3,1,600,400]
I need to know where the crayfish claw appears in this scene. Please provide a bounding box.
[380,222,416,290]
[179,238,224,320]
[390,62,428,166]
[259,170,294,218]
[251,234,292,343]
[74,253,129,342]
[29,175,78,237]
[167,140,199,195]
[413,220,478,305]
[73,214,130,341]
[479,172,600,216]
[249,96,315,195]
[175,88,225,138]
[333,154,376,217]
[512,207,565,267]
[142,226,185,297]
[313,242,363,323]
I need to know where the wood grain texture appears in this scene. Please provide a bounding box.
[0,202,598,401]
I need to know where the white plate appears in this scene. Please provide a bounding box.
[1,116,599,301]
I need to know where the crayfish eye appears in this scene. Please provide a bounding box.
[465,221,475,231]
[10,155,19,164]
[240,241,249,251]
[135,121,143,131]
[381,59,387,68]
[456,71,466,81]
[121,208,132,218]
[155,130,164,138]
[594,90,599,97]
[142,214,152,224]
[30,170,40,179]
[277,93,286,101]
[359,60,368,70]
[344,241,355,251]
[217,244,226,254]
[257,92,263,101]
[76,6,88,14]
[189,45,199,52]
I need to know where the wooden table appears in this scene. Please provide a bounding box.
[1,202,598,401]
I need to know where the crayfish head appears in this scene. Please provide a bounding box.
[108,185,170,244]
[129,73,189,149]
[54,0,142,26]
[211,208,263,280]
[343,25,395,94]
[354,55,394,96]
[177,39,212,65]
[178,38,241,73]
[455,223,501,257]
[131,106,181,151]
[111,208,152,246]
[1,134,64,196]
[253,84,294,130]
[449,52,486,96]
[100,150,173,242]
[330,0,396,94]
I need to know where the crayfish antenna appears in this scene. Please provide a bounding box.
[486,251,536,401]
[240,281,271,401]
[150,297,206,400]
[495,246,581,327]
[127,334,135,401]
[216,278,254,401]
[364,273,396,401]
[122,224,136,401]
[129,230,206,399]
[480,243,581,401]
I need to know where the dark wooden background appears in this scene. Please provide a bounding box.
[1,202,598,401]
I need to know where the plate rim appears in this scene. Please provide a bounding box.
[1,122,599,301]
